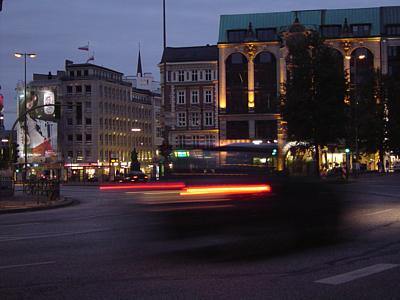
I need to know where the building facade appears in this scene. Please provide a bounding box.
[27,60,160,181]
[160,46,219,149]
[218,6,400,170]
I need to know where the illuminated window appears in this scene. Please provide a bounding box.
[205,135,215,147]
[192,135,201,147]
[176,135,185,147]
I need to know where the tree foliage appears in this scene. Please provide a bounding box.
[281,30,347,175]
[282,31,346,145]
[385,76,400,155]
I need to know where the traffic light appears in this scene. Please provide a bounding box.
[345,148,350,154]
[12,143,20,163]
[54,101,61,119]
[272,148,278,156]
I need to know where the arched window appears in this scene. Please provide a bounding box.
[226,53,248,114]
[350,48,374,85]
[254,51,277,113]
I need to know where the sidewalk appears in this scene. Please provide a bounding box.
[0,189,74,214]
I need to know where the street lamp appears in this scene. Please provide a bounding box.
[14,52,37,182]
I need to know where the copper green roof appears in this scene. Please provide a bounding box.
[218,6,398,43]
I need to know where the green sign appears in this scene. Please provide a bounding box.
[174,150,189,158]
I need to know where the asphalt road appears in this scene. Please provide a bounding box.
[1,175,400,299]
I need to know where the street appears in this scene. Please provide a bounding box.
[1,175,400,299]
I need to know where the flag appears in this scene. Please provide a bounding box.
[86,55,94,63]
[78,45,89,51]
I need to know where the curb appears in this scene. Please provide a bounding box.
[0,197,77,214]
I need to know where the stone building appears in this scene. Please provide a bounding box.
[27,60,160,181]
[159,45,219,149]
[217,6,400,170]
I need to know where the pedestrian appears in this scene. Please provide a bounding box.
[354,161,360,177]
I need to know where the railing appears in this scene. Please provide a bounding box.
[0,176,14,197]
[23,179,60,202]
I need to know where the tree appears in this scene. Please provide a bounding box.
[350,69,390,169]
[385,75,400,155]
[282,29,347,177]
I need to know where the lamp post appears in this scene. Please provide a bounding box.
[14,52,37,182]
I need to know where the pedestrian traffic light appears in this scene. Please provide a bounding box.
[12,143,20,163]
[54,101,61,119]
[272,148,277,156]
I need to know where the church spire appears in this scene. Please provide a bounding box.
[137,44,143,77]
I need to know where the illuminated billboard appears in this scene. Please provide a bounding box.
[17,88,58,162]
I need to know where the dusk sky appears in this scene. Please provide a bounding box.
[1,0,399,129]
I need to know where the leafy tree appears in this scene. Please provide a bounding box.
[350,69,390,168]
[385,76,400,155]
[282,30,347,176]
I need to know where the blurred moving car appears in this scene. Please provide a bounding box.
[154,146,344,251]
[117,171,148,183]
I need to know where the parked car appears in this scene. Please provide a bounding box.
[117,171,148,183]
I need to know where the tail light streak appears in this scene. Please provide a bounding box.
[99,182,186,191]
[180,184,271,196]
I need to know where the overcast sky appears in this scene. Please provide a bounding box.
[1,0,399,128]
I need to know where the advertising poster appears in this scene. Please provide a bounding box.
[17,88,58,162]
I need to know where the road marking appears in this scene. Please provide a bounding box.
[315,264,399,285]
[0,228,109,242]
[364,209,393,216]
[0,261,55,270]
[0,222,42,228]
